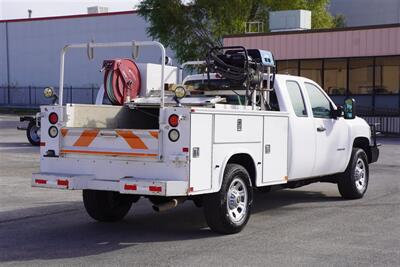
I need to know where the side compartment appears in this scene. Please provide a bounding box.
[261,116,289,185]
[189,113,213,192]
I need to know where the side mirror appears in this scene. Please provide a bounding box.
[343,98,356,119]
[331,105,343,119]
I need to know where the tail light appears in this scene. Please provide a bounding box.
[168,114,179,127]
[49,112,58,124]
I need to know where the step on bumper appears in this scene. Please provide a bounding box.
[32,173,188,196]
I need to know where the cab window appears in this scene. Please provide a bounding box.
[304,83,331,118]
[286,81,307,117]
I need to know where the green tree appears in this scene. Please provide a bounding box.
[333,13,346,28]
[138,0,334,63]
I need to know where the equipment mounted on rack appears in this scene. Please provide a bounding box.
[206,46,276,109]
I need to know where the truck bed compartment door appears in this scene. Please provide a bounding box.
[262,116,288,185]
[189,114,213,192]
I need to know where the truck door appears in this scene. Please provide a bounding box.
[303,82,349,176]
[285,80,316,180]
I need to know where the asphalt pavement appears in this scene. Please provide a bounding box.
[0,114,399,266]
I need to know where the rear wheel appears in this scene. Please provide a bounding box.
[203,163,253,234]
[83,190,134,222]
[26,120,40,146]
[337,148,369,199]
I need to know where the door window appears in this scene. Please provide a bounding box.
[286,81,307,117]
[304,82,331,118]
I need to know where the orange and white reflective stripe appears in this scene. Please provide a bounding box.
[115,130,148,150]
[60,128,159,158]
[73,129,99,147]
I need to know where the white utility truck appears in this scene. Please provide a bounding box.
[32,41,379,234]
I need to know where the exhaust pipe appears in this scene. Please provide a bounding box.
[152,198,185,212]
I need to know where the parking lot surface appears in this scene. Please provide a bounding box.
[0,114,399,266]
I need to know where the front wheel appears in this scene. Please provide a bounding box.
[203,163,253,234]
[337,148,369,199]
[83,190,133,222]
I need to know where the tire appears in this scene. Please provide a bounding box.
[83,190,133,222]
[337,148,369,199]
[26,121,40,146]
[203,163,253,234]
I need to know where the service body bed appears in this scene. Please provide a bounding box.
[34,104,290,196]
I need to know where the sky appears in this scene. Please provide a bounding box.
[0,0,141,20]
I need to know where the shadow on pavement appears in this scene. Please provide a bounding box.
[0,142,34,148]
[0,189,341,262]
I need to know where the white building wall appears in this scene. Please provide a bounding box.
[0,23,7,87]
[1,12,176,89]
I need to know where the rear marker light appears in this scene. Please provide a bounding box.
[40,142,46,147]
[182,147,189,152]
[168,129,180,142]
[57,179,69,187]
[124,184,137,191]
[48,126,58,138]
[49,112,58,124]
[35,179,47,184]
[168,114,179,127]
[149,186,162,192]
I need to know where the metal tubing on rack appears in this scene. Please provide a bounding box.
[58,41,166,107]
[179,61,206,83]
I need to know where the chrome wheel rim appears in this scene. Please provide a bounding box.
[30,125,40,142]
[354,158,367,191]
[227,178,248,224]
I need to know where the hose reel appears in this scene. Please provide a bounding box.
[102,59,141,105]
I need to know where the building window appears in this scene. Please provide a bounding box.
[324,59,347,95]
[277,60,298,76]
[375,56,400,94]
[300,60,322,86]
[349,58,373,94]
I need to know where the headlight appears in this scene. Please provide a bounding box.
[48,126,58,138]
[43,87,55,98]
[174,86,186,99]
[168,129,180,142]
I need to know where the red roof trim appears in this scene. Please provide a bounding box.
[0,10,138,23]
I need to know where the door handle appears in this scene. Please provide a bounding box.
[317,126,326,132]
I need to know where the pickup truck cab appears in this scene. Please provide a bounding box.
[32,42,379,234]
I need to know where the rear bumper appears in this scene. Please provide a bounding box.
[32,173,189,196]
[370,145,380,163]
